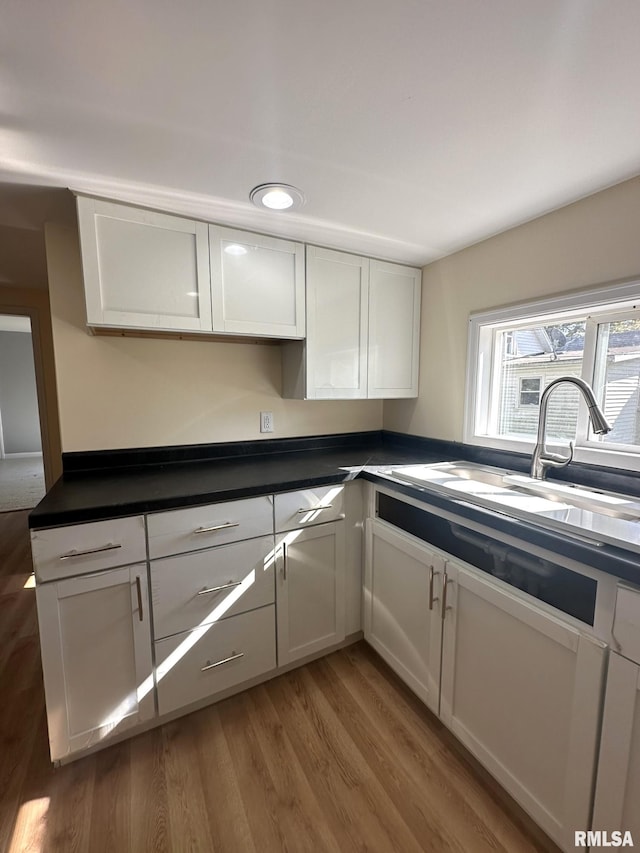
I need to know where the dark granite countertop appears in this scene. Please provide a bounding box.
[28,430,640,584]
[29,432,449,529]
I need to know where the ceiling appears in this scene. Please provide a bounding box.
[1,0,640,289]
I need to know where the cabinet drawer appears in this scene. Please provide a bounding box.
[31,516,146,582]
[155,605,276,716]
[147,495,273,558]
[613,583,640,665]
[151,535,275,639]
[274,485,345,532]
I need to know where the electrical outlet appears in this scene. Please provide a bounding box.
[260,411,274,433]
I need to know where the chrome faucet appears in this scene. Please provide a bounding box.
[531,376,611,479]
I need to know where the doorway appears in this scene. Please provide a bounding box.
[0,314,46,512]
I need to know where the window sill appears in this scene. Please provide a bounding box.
[465,433,640,474]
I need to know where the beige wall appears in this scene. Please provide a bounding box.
[384,176,640,442]
[0,285,62,486]
[45,222,382,453]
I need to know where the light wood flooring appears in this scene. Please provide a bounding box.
[0,510,560,853]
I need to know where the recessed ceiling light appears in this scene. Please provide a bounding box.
[224,243,248,256]
[250,183,305,212]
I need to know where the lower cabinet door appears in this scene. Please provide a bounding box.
[155,605,276,716]
[591,652,640,851]
[440,560,606,853]
[364,518,443,713]
[36,565,154,762]
[276,521,346,666]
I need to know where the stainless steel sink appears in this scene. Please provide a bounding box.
[390,461,640,522]
[503,475,640,521]
[434,462,509,488]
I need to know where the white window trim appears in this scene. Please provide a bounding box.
[464,279,640,471]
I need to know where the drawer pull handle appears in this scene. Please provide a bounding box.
[201,651,244,672]
[297,504,333,514]
[197,580,243,596]
[193,522,240,535]
[59,543,122,560]
[135,575,144,622]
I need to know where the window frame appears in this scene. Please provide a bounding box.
[464,279,640,471]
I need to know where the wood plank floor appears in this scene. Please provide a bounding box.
[0,510,560,853]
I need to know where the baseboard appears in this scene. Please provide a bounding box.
[2,451,43,459]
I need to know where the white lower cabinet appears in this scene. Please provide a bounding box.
[148,507,278,717]
[276,521,346,666]
[365,517,606,853]
[591,653,640,850]
[591,583,640,851]
[36,564,154,762]
[364,518,443,712]
[155,605,276,716]
[150,535,276,639]
[441,559,605,853]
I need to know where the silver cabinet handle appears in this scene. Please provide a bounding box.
[428,565,439,611]
[297,504,333,514]
[193,522,240,535]
[282,543,287,581]
[59,543,122,560]
[197,580,242,596]
[201,651,244,672]
[135,575,144,622]
[441,574,451,621]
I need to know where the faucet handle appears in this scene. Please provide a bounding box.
[542,440,574,471]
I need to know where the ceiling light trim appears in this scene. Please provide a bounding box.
[250,183,305,212]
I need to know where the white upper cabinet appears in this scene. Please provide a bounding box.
[77,196,212,332]
[368,260,421,398]
[77,198,304,339]
[303,246,369,399]
[282,246,421,400]
[76,196,419,356]
[209,225,305,338]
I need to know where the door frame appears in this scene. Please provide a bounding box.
[0,302,60,489]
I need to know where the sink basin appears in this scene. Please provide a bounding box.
[390,461,640,522]
[503,475,640,521]
[433,462,508,488]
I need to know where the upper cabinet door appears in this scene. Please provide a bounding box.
[305,246,369,399]
[77,197,212,332]
[368,261,421,398]
[209,225,305,338]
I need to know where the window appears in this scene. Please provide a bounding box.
[518,377,542,407]
[465,280,640,470]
